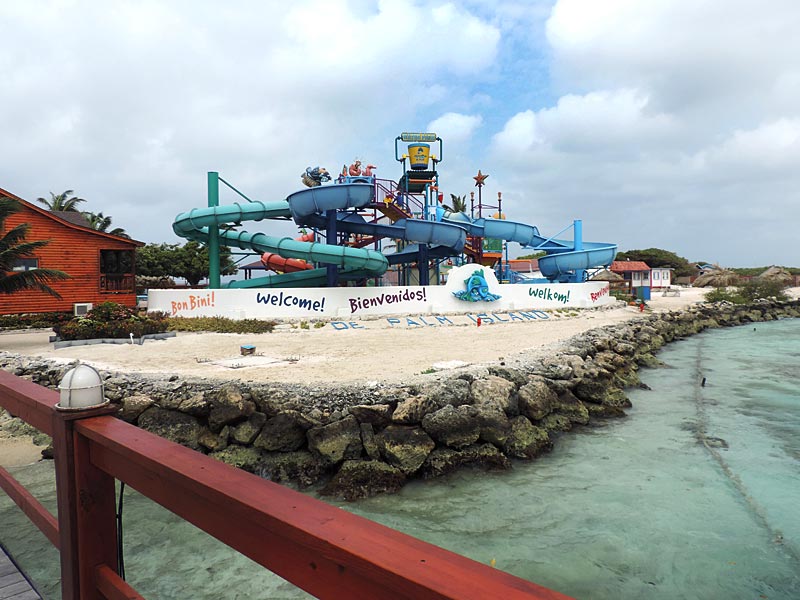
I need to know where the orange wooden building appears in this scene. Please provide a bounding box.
[0,187,143,315]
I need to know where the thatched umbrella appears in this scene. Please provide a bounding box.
[591,268,623,281]
[757,266,793,286]
[692,269,741,287]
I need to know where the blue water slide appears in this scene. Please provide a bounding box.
[437,208,617,281]
[288,188,467,256]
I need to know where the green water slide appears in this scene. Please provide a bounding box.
[172,184,388,288]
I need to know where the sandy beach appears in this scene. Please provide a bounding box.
[2,286,798,468]
[0,288,713,386]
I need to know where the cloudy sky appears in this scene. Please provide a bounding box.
[2,0,799,267]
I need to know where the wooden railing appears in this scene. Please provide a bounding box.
[0,370,572,600]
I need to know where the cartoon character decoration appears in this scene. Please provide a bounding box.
[341,159,377,178]
[452,269,502,302]
[301,166,331,188]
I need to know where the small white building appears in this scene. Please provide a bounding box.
[650,267,673,289]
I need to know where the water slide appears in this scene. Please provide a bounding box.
[260,232,315,273]
[436,209,617,282]
[172,183,467,288]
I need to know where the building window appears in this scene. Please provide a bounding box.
[100,249,135,293]
[633,272,640,280]
[653,271,660,280]
[12,258,39,271]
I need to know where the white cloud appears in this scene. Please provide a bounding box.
[426,113,483,144]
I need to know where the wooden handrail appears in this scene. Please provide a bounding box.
[78,416,570,599]
[0,464,59,547]
[95,565,144,600]
[0,370,57,435]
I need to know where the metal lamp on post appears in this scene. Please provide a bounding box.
[57,363,110,411]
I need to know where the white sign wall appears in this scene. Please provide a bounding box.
[148,265,613,320]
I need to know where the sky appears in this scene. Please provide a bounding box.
[2,0,799,268]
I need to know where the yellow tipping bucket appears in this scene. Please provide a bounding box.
[408,143,430,170]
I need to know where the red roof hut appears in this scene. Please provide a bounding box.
[0,187,144,315]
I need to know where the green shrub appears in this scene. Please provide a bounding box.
[0,312,73,330]
[704,279,790,304]
[166,316,276,334]
[738,279,789,302]
[704,287,745,304]
[54,302,169,341]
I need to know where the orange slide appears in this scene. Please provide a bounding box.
[260,232,316,273]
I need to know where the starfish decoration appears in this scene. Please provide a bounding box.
[473,170,489,187]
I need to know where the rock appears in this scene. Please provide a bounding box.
[209,445,265,472]
[470,375,516,414]
[475,408,512,446]
[119,394,154,423]
[420,443,511,479]
[253,412,307,452]
[208,384,253,432]
[517,377,557,421]
[487,366,529,389]
[306,415,363,465]
[585,403,627,419]
[257,450,326,487]
[360,423,381,460]
[198,426,229,452]
[178,392,211,417]
[421,404,480,449]
[231,412,267,445]
[391,396,438,424]
[377,425,436,474]
[138,406,203,450]
[539,413,572,432]
[552,390,590,425]
[320,460,406,501]
[420,378,472,408]
[503,416,552,459]
[349,404,393,426]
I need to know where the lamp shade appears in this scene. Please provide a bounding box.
[58,364,106,409]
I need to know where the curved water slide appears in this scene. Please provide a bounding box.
[437,209,617,281]
[260,232,316,273]
[287,187,467,261]
[173,184,388,288]
[173,183,469,288]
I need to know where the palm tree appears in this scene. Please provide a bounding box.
[82,211,129,238]
[0,197,70,297]
[443,193,468,213]
[36,189,86,212]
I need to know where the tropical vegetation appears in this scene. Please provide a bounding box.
[35,189,86,212]
[136,241,237,286]
[704,279,790,304]
[0,197,70,298]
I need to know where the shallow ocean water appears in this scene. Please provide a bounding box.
[2,318,799,599]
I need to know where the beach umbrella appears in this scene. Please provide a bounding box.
[692,269,741,287]
[590,268,623,281]
[757,266,793,286]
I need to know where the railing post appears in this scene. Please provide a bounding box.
[52,405,119,600]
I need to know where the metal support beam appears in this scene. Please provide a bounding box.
[207,172,220,289]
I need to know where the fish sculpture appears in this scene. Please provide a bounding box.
[452,269,501,302]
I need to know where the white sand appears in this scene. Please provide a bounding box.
[0,287,717,385]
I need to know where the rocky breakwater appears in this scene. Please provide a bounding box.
[2,299,799,500]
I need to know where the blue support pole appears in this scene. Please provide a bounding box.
[573,219,585,283]
[418,244,429,286]
[326,209,338,287]
[207,172,220,289]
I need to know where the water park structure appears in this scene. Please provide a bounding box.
[151,132,617,319]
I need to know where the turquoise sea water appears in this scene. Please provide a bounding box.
[2,318,799,599]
